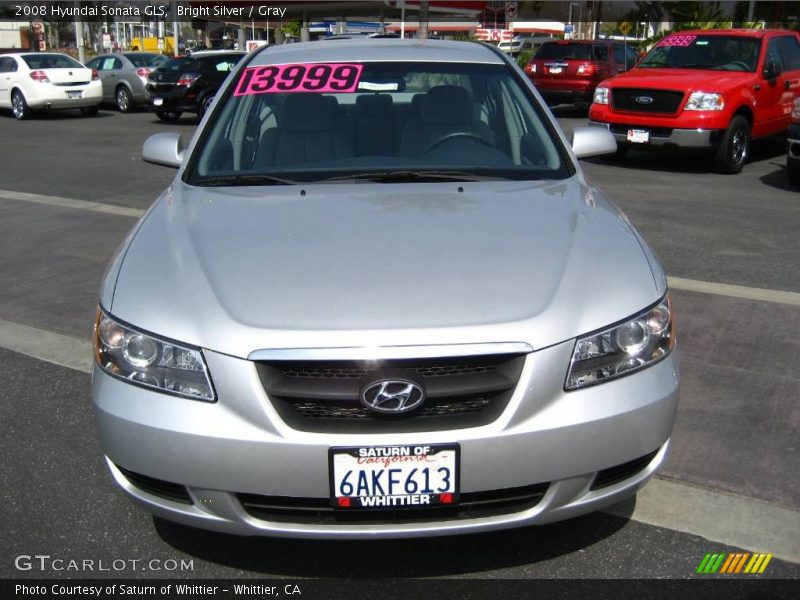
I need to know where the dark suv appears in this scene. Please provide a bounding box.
[146,51,244,121]
[524,40,638,106]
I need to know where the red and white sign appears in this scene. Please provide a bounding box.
[245,40,268,52]
[475,28,513,42]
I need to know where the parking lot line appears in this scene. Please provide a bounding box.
[606,478,800,564]
[0,317,93,373]
[0,316,797,563]
[0,188,145,218]
[668,276,800,307]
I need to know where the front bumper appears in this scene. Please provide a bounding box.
[588,120,722,149]
[92,339,679,539]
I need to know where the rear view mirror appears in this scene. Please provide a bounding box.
[142,133,184,168]
[572,126,617,159]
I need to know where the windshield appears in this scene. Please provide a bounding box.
[22,54,84,69]
[125,53,164,68]
[187,60,569,185]
[159,57,199,72]
[534,43,592,60]
[638,35,761,71]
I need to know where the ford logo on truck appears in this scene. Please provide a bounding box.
[635,95,655,105]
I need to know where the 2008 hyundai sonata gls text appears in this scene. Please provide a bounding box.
[92,39,678,539]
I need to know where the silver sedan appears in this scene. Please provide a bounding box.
[93,39,679,539]
[85,52,166,112]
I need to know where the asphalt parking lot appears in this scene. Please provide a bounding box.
[1,105,798,581]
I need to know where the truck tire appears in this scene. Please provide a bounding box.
[712,115,750,174]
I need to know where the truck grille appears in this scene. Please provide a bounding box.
[256,353,527,433]
[611,89,684,114]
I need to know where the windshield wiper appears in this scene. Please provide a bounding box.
[194,174,297,186]
[322,170,506,183]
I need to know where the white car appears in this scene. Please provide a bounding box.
[0,52,102,120]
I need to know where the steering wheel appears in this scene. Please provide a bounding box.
[724,60,750,71]
[422,131,494,156]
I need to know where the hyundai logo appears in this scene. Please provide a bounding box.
[360,380,425,414]
[635,95,655,105]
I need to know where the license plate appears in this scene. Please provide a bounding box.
[548,67,563,74]
[627,129,650,143]
[153,97,164,106]
[67,91,82,99]
[329,444,459,509]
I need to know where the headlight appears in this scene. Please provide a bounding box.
[593,86,609,105]
[684,92,724,111]
[93,309,215,401]
[565,296,675,390]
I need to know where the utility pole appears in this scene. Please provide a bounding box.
[417,0,429,39]
[74,1,84,63]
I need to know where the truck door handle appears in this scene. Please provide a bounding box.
[753,84,761,90]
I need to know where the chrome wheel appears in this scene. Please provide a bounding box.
[200,95,214,117]
[11,91,27,120]
[731,128,747,166]
[116,87,131,112]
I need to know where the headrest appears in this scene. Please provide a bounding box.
[355,94,393,117]
[422,85,473,125]
[411,93,425,117]
[277,93,333,132]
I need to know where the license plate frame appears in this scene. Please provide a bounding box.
[66,90,82,99]
[548,66,563,74]
[627,129,650,144]
[329,444,460,510]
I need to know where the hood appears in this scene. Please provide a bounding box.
[607,67,753,92]
[108,178,661,358]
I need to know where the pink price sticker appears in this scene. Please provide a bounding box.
[658,35,697,48]
[234,63,364,96]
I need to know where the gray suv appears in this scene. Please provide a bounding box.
[92,39,679,539]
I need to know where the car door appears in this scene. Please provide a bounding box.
[93,56,120,100]
[592,43,613,81]
[754,36,793,136]
[775,34,800,128]
[0,57,18,106]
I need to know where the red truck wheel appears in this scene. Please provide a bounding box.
[712,116,750,174]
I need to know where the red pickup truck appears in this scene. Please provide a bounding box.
[588,29,800,173]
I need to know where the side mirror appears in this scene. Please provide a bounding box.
[142,132,184,168]
[572,126,617,159]
[763,60,781,80]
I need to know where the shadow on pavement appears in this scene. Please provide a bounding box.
[759,165,795,192]
[585,137,785,175]
[154,499,635,576]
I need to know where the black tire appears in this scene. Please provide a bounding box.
[11,90,29,120]
[788,157,800,187]
[198,94,214,118]
[712,115,750,174]
[80,105,99,117]
[155,110,182,122]
[115,86,133,113]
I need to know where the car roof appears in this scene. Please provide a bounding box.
[190,50,246,56]
[249,39,505,66]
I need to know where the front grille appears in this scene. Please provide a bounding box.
[115,465,193,504]
[611,89,684,114]
[256,354,527,433]
[238,483,549,525]
[590,449,659,490]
